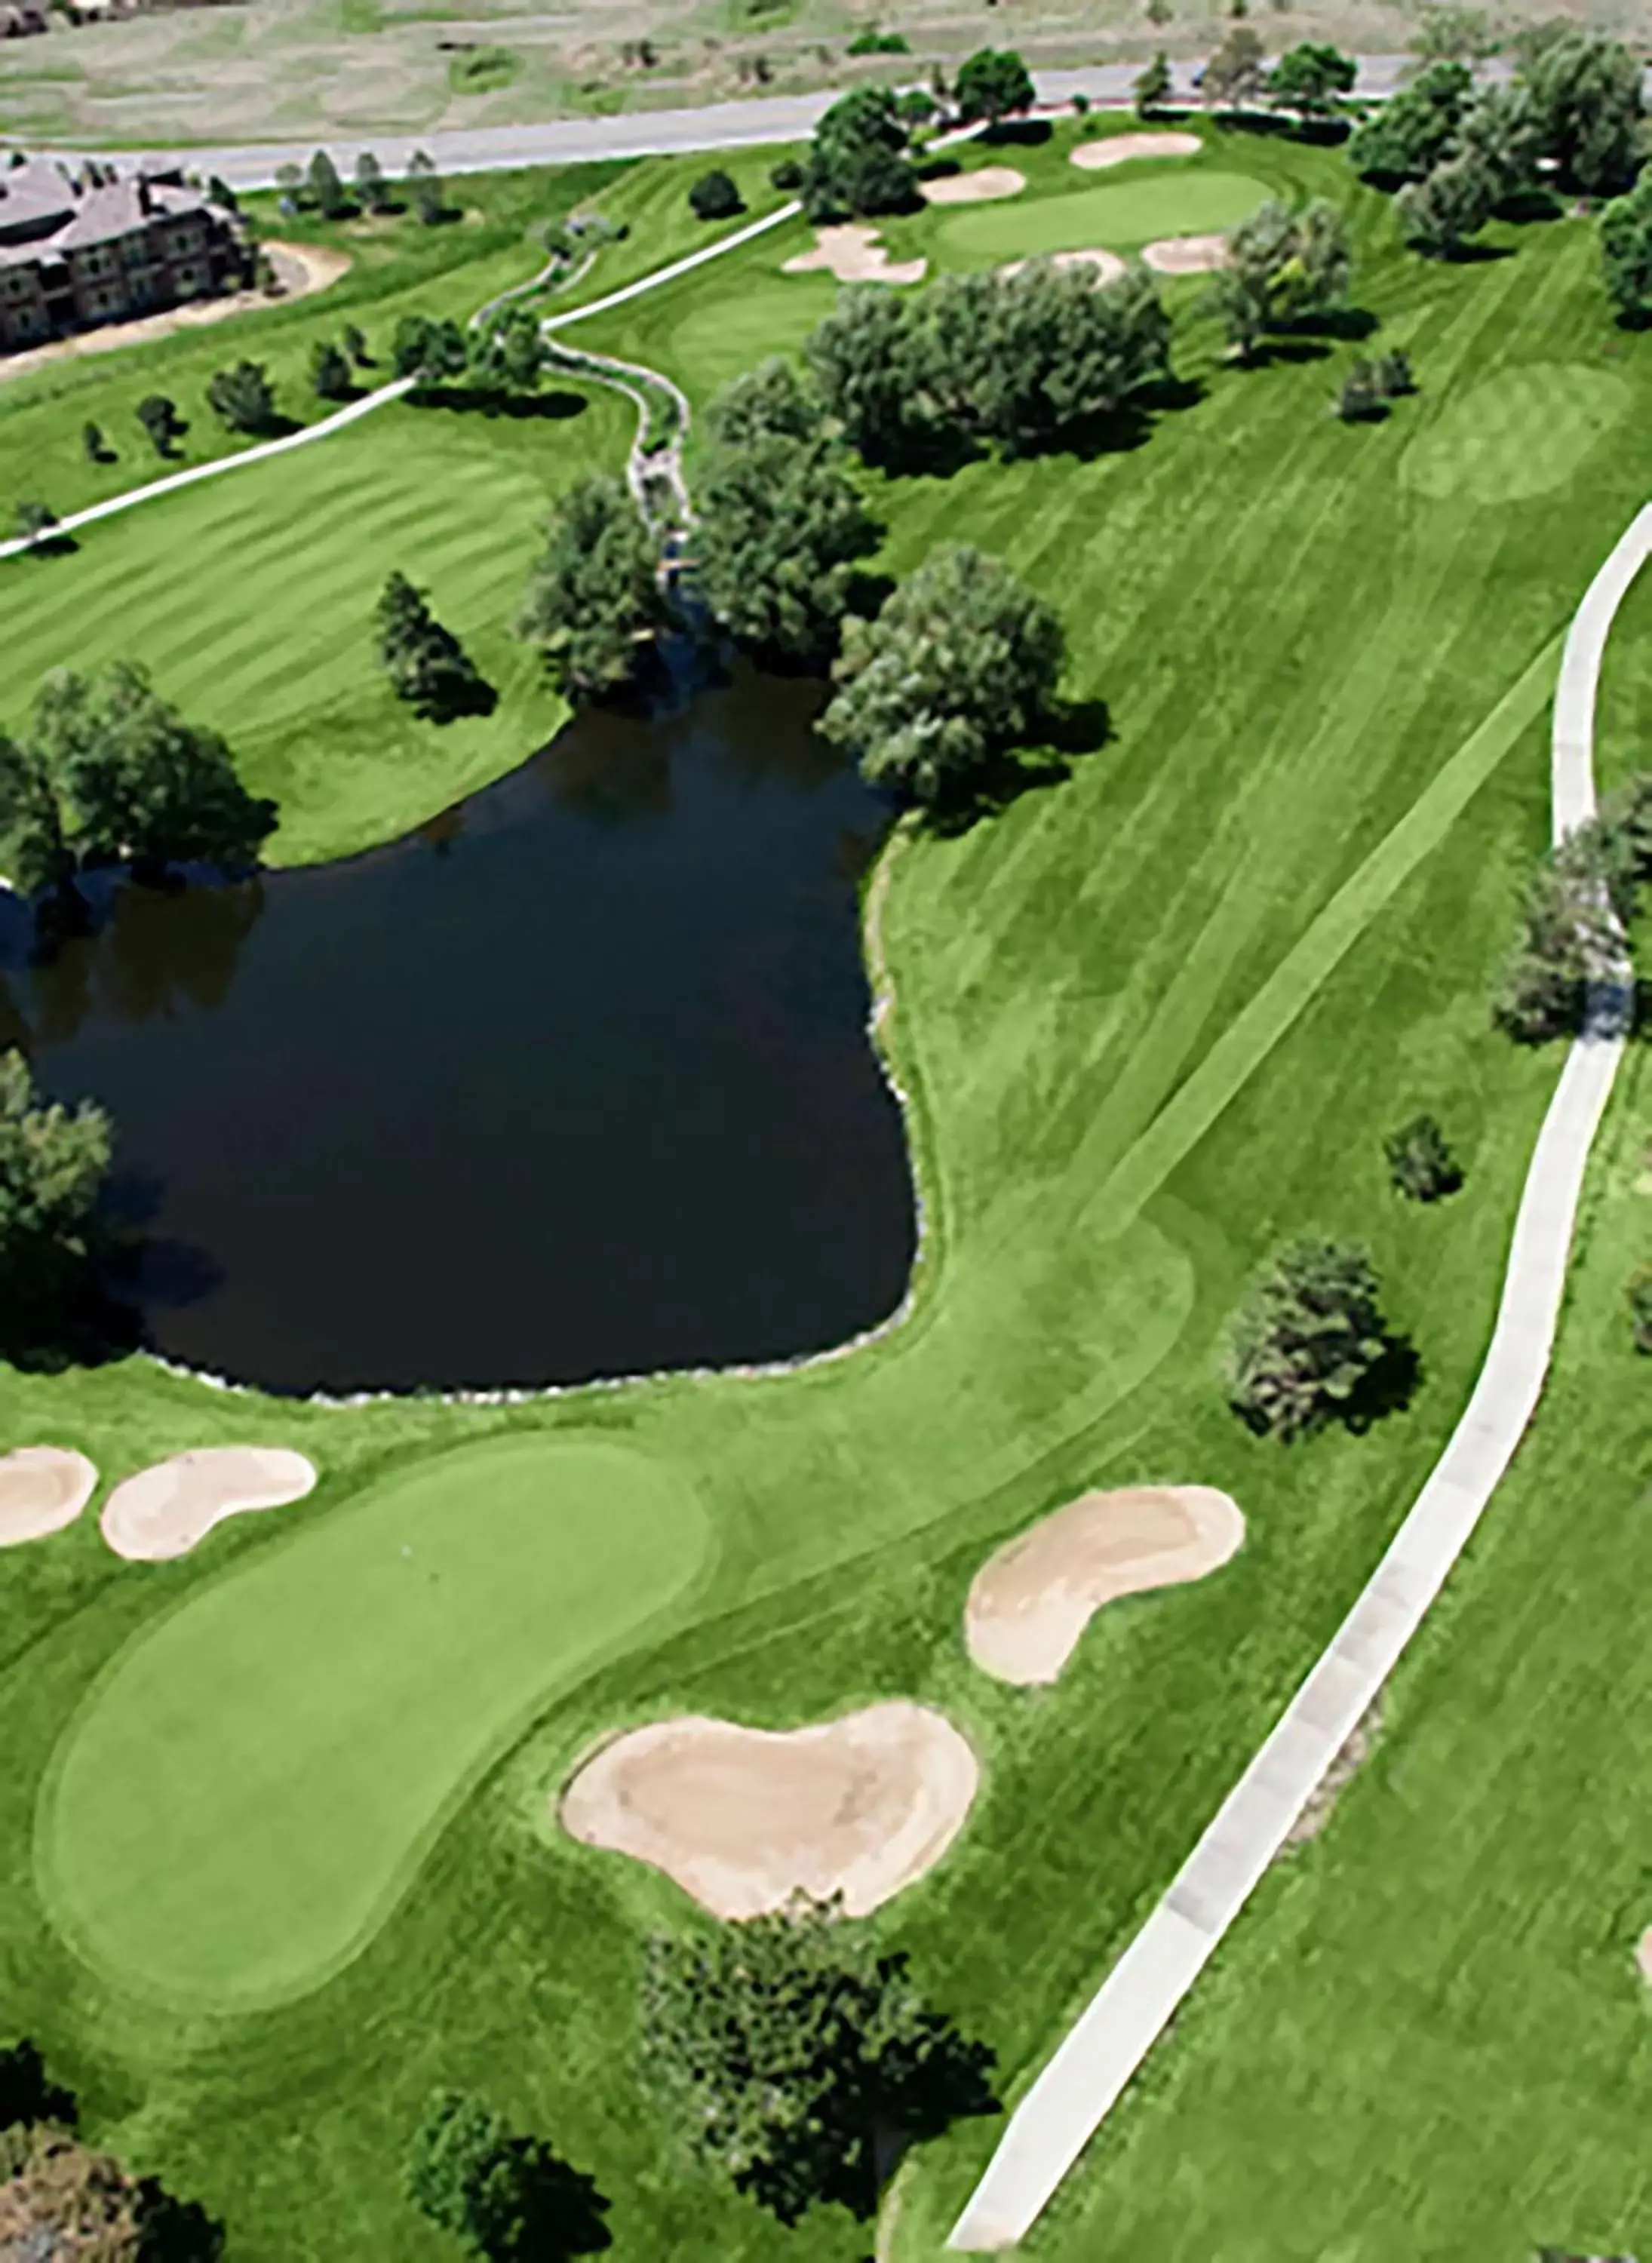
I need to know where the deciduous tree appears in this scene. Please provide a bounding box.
[1601,169,1652,320]
[1266,40,1356,120]
[465,305,549,395]
[1517,29,1645,195]
[642,1894,996,2226]
[0,1050,111,1354]
[517,475,662,702]
[1134,49,1172,116]
[953,47,1035,127]
[688,167,743,220]
[205,359,278,434]
[1347,58,1473,178]
[310,339,352,400]
[821,543,1065,809]
[1396,151,1497,254]
[392,313,469,385]
[406,2089,610,2261]
[801,87,918,220]
[1384,1113,1463,1200]
[1200,24,1267,113]
[1224,1239,1396,1439]
[1204,196,1352,357]
[374,571,490,718]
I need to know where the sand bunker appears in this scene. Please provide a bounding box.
[100,1446,317,1561]
[560,1701,978,1919]
[1143,233,1230,274]
[1070,130,1203,171]
[0,1448,98,1548]
[1637,1929,1652,1984]
[999,247,1127,286]
[783,224,927,285]
[920,165,1026,205]
[966,1485,1245,1684]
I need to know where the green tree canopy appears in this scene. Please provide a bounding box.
[354,149,391,210]
[205,359,278,434]
[1134,50,1173,116]
[406,2089,610,2261]
[1396,151,1497,253]
[953,47,1036,125]
[688,167,743,220]
[310,339,352,401]
[696,364,878,662]
[1267,41,1357,118]
[517,474,662,702]
[0,1048,111,1356]
[1203,196,1353,358]
[392,314,470,386]
[821,543,1066,809]
[375,572,491,719]
[1347,58,1474,178]
[1411,5,1500,61]
[1384,1113,1463,1201]
[806,286,928,463]
[802,87,918,220]
[306,147,349,216]
[1224,1239,1397,1440]
[1517,29,1645,194]
[641,1894,996,2226]
[465,306,549,395]
[135,395,184,456]
[1601,169,1652,320]
[1200,24,1267,112]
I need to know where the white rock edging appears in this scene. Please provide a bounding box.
[945,504,1652,2254]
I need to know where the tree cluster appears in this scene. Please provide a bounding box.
[0,1049,109,1357]
[517,475,662,702]
[806,259,1171,464]
[205,359,278,434]
[375,572,492,720]
[1491,773,1652,1041]
[800,86,919,222]
[1266,41,1357,124]
[1224,1238,1399,1441]
[821,542,1066,811]
[694,359,878,664]
[1202,197,1353,359]
[641,1893,996,2227]
[0,662,276,897]
[405,2088,609,2261]
[392,307,551,398]
[1600,167,1652,321]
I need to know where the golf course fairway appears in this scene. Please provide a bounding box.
[38,1437,710,2007]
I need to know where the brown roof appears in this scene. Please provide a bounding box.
[0,156,220,263]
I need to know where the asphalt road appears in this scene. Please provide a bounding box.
[28,56,1440,190]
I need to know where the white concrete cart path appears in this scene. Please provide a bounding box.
[947,501,1652,2253]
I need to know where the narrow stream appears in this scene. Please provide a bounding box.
[0,661,916,1395]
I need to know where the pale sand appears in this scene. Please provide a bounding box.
[920,165,1026,205]
[998,247,1128,286]
[1070,130,1203,171]
[966,1485,1246,1684]
[0,242,351,385]
[560,1701,978,1919]
[783,224,927,286]
[1638,1928,1652,1983]
[1142,233,1230,275]
[100,1446,317,1561]
[0,1448,98,1548]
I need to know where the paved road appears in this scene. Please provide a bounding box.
[945,502,1652,2254]
[22,57,1435,191]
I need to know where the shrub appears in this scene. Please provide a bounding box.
[847,26,910,52]
[1384,1113,1463,1201]
[1374,346,1417,396]
[1334,358,1382,419]
[769,156,805,190]
[1629,1267,1652,1354]
[1224,1238,1396,1441]
[688,168,744,221]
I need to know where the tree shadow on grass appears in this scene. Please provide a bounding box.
[410,385,588,420]
[984,115,1052,146]
[1341,1333,1423,1433]
[20,531,80,558]
[924,698,1113,837]
[0,2040,78,2133]
[1288,303,1380,342]
[1035,373,1205,464]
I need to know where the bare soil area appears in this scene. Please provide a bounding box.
[966,1484,1245,1684]
[0,1447,97,1547]
[783,223,926,284]
[1142,232,1229,272]
[920,164,1026,204]
[100,1446,317,1561]
[1070,130,1204,170]
[0,243,351,386]
[559,1701,978,1918]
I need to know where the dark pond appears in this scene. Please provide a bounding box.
[0,662,916,1395]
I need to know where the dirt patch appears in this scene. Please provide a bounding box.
[0,242,352,386]
[100,1446,317,1561]
[1070,131,1204,172]
[560,1701,978,1918]
[998,247,1128,286]
[1284,1693,1383,1849]
[0,1448,97,1548]
[783,225,927,285]
[966,1485,1245,1684]
[920,165,1026,205]
[1142,233,1230,274]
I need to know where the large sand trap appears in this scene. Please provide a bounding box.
[100,1446,317,1561]
[0,1448,98,1547]
[1143,233,1230,274]
[998,247,1128,286]
[1070,130,1203,171]
[560,1701,978,1918]
[966,1485,1245,1684]
[783,224,927,285]
[920,165,1026,204]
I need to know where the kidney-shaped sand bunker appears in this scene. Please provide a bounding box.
[100,1445,317,1561]
[41,1436,709,2008]
[966,1485,1245,1684]
[0,1448,98,1548]
[560,1703,978,1918]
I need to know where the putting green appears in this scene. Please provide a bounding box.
[932,172,1269,264]
[1401,363,1630,505]
[38,1437,710,2008]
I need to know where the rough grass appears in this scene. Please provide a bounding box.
[0,125,1648,2263]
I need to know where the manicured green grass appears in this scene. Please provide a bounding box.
[1399,358,1635,505]
[927,167,1270,262]
[0,386,631,865]
[41,1437,709,2008]
[0,125,1648,2263]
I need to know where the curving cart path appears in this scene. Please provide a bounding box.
[947,502,1652,2254]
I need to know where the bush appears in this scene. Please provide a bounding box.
[769,157,804,191]
[1374,346,1417,395]
[310,339,352,401]
[847,26,909,52]
[688,168,744,221]
[1224,1239,1398,1441]
[1384,1113,1463,1201]
[1334,358,1382,419]
[1629,1267,1652,1354]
